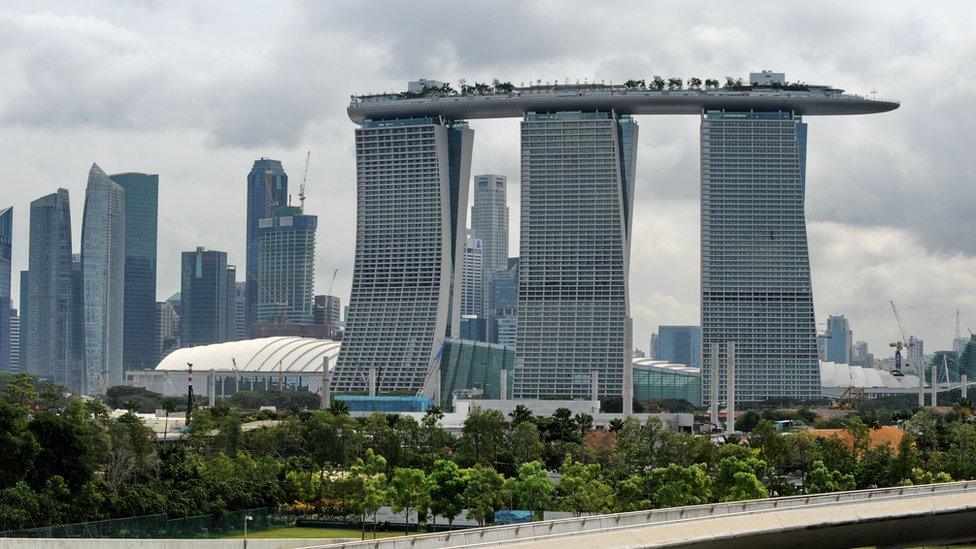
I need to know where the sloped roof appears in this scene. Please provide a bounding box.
[155,337,340,373]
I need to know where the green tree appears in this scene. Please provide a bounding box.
[427,459,468,529]
[514,460,554,519]
[508,421,544,465]
[944,423,976,480]
[805,460,855,494]
[464,464,504,526]
[460,409,507,465]
[647,463,712,507]
[715,454,769,501]
[508,404,533,425]
[390,467,428,535]
[0,399,40,488]
[612,474,650,512]
[557,456,612,516]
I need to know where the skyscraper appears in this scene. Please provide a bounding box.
[471,174,509,314]
[651,326,702,367]
[154,298,180,364]
[245,159,288,331]
[701,110,819,404]
[491,258,519,348]
[8,310,19,372]
[18,271,28,370]
[461,231,484,317]
[313,294,341,338]
[71,254,84,383]
[234,281,246,340]
[0,207,11,372]
[27,189,76,391]
[82,164,126,393]
[180,247,232,347]
[332,118,473,393]
[256,206,317,325]
[109,172,158,372]
[824,314,854,364]
[515,111,637,399]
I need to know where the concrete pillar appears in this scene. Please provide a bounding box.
[916,355,924,408]
[591,370,599,403]
[709,342,719,431]
[726,341,736,434]
[932,360,938,408]
[623,317,634,416]
[208,369,216,407]
[500,369,509,402]
[368,366,377,397]
[321,357,332,410]
[962,374,968,400]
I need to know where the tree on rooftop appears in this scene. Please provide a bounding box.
[651,75,666,90]
[688,77,702,89]
[667,77,683,90]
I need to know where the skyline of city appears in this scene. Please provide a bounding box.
[0,3,973,358]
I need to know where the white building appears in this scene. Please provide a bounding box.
[461,231,484,317]
[471,174,509,314]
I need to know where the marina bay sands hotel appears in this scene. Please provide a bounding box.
[331,71,898,406]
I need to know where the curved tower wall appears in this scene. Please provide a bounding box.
[700,110,819,404]
[333,117,473,394]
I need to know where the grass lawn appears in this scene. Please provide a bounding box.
[229,526,410,539]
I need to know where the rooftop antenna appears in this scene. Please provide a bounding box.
[299,150,310,213]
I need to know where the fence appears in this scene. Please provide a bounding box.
[0,507,293,539]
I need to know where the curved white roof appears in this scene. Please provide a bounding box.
[819,361,921,390]
[632,358,700,377]
[156,337,341,374]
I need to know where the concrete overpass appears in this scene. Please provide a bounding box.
[306,481,976,549]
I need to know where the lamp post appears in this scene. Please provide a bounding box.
[243,514,253,549]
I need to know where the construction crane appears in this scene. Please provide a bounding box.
[890,300,924,406]
[298,150,311,213]
[327,267,339,296]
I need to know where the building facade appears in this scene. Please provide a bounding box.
[490,257,519,346]
[109,172,158,372]
[0,207,11,372]
[8,310,18,372]
[333,117,473,394]
[180,248,232,347]
[18,271,27,370]
[515,111,637,399]
[651,325,702,368]
[82,164,126,393]
[701,110,819,404]
[255,206,317,325]
[460,231,483,317]
[155,299,180,364]
[26,189,77,391]
[470,174,509,314]
[313,294,341,338]
[824,314,853,364]
[245,158,288,330]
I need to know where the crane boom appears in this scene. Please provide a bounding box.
[299,150,310,212]
[890,301,909,344]
[327,267,339,296]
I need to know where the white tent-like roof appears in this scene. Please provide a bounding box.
[819,361,920,390]
[155,337,341,374]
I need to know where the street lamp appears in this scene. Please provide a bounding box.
[243,514,253,549]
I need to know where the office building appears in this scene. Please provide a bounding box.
[701,110,820,404]
[490,258,518,346]
[255,206,317,325]
[18,271,27,369]
[234,281,246,340]
[180,248,232,347]
[8,310,18,372]
[313,294,341,339]
[155,296,181,364]
[460,315,488,342]
[81,164,126,393]
[515,111,637,399]
[461,232,484,317]
[852,340,874,367]
[26,189,76,391]
[471,174,509,314]
[824,315,853,364]
[908,335,924,369]
[651,325,702,368]
[71,254,84,381]
[0,207,10,371]
[333,117,473,394]
[109,172,158,372]
[245,158,288,331]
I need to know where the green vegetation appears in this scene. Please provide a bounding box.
[227,526,402,539]
[2,373,975,539]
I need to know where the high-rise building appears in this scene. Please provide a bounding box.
[515,111,637,399]
[461,231,484,317]
[154,298,180,364]
[109,172,158,372]
[26,189,76,391]
[824,314,854,364]
[225,266,237,342]
[651,326,702,367]
[71,254,84,383]
[18,271,28,370]
[701,110,819,404]
[490,257,518,346]
[313,294,341,338]
[471,174,509,314]
[0,207,11,372]
[255,206,317,325]
[333,118,473,394]
[82,164,126,393]
[954,310,968,354]
[852,340,874,367]
[245,158,288,331]
[180,247,232,347]
[8,309,19,372]
[908,335,924,370]
[234,281,246,340]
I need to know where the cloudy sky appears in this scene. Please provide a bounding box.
[1,1,974,356]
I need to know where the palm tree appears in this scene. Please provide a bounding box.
[575,413,594,436]
[608,418,625,432]
[667,77,683,90]
[509,404,533,425]
[688,77,702,90]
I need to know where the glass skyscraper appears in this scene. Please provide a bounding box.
[700,110,819,404]
[256,206,317,325]
[180,247,233,347]
[0,207,11,372]
[245,158,288,332]
[82,164,126,393]
[824,314,853,364]
[333,117,473,394]
[109,172,158,372]
[471,174,509,314]
[515,111,638,399]
[652,325,702,368]
[27,189,77,391]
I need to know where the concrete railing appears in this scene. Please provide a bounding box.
[301,481,976,549]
